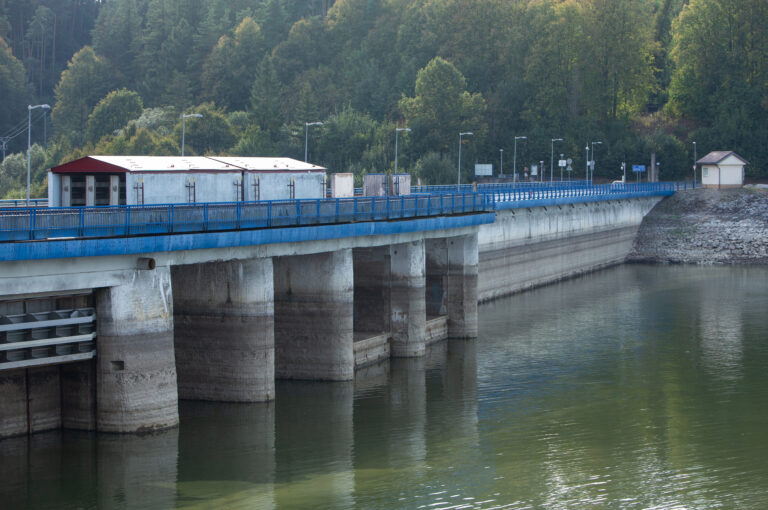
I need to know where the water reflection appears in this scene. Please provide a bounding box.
[3,265,768,509]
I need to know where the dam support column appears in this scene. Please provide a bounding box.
[172,258,274,402]
[274,250,354,381]
[95,267,179,433]
[389,241,427,357]
[426,234,478,339]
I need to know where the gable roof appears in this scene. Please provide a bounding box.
[697,151,749,165]
[51,156,326,174]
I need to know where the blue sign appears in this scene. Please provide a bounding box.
[632,165,646,173]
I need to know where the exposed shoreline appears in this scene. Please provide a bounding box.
[629,187,768,264]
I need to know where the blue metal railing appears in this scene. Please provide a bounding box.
[0,192,490,242]
[0,182,690,243]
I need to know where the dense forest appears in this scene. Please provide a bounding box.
[1,0,767,198]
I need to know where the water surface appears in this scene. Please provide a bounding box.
[3,265,768,509]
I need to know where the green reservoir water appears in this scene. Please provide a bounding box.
[3,264,768,509]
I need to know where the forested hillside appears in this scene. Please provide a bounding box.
[1,0,767,198]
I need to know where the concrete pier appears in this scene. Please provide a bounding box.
[389,241,427,357]
[274,250,354,381]
[426,235,479,338]
[96,267,179,433]
[172,259,275,402]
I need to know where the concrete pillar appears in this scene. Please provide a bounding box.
[389,241,426,357]
[274,250,354,381]
[109,175,120,205]
[0,369,27,438]
[172,258,274,402]
[85,175,95,206]
[27,366,61,433]
[61,361,96,431]
[95,266,178,433]
[61,175,71,207]
[426,234,479,338]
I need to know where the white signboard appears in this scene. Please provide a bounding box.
[558,159,567,168]
[531,164,538,176]
[475,164,493,176]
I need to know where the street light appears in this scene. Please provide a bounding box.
[590,141,602,183]
[395,127,411,174]
[458,132,473,189]
[181,113,203,157]
[585,145,590,182]
[304,121,323,162]
[514,136,526,183]
[550,138,563,183]
[499,149,504,177]
[27,104,50,206]
[693,141,697,185]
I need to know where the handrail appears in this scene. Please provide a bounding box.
[0,182,686,243]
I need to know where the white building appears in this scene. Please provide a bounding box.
[47,156,327,207]
[697,151,748,189]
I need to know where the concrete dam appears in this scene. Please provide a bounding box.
[0,185,673,439]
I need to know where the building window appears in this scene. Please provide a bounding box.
[703,168,709,177]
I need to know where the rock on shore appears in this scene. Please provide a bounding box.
[629,187,768,264]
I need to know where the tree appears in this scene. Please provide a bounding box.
[398,57,487,159]
[0,37,31,148]
[52,46,113,145]
[174,104,236,155]
[86,89,144,144]
[201,17,267,110]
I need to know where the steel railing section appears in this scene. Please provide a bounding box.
[0,192,491,242]
[0,182,690,243]
[0,307,96,370]
[0,198,47,208]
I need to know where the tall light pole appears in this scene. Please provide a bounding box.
[181,113,203,157]
[395,127,411,174]
[458,131,473,189]
[27,104,50,206]
[499,149,504,177]
[590,141,602,183]
[585,145,590,182]
[514,136,526,182]
[550,138,563,183]
[693,141,697,185]
[304,121,323,162]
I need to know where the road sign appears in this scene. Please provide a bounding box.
[558,159,567,167]
[632,165,646,173]
[475,164,493,176]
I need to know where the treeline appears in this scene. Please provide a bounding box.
[1,0,767,198]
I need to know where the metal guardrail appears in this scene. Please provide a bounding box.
[0,199,47,208]
[0,192,490,242]
[0,307,96,370]
[0,182,689,243]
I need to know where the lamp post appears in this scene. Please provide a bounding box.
[693,141,697,185]
[585,145,590,182]
[499,149,504,177]
[514,136,526,183]
[27,104,50,206]
[590,141,602,183]
[304,121,323,162]
[550,138,563,183]
[181,113,203,157]
[395,127,411,174]
[458,131,473,189]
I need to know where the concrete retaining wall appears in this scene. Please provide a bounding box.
[477,198,662,301]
